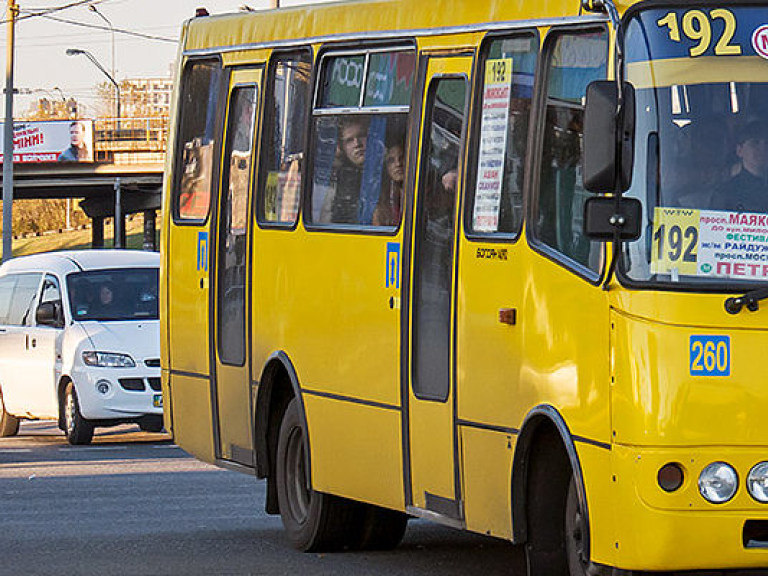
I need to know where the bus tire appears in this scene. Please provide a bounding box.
[64,382,94,445]
[275,398,358,552]
[0,389,20,437]
[565,476,589,576]
[524,426,572,576]
[353,505,408,551]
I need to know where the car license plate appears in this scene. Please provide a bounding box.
[153,394,163,408]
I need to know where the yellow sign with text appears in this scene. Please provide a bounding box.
[651,207,700,276]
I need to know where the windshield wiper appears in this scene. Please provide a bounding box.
[724,287,768,314]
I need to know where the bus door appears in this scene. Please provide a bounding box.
[406,54,471,520]
[166,58,223,461]
[212,67,262,465]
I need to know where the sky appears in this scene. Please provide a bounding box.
[2,0,335,116]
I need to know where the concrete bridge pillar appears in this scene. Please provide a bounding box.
[92,217,104,248]
[143,210,157,251]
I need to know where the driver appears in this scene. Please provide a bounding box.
[714,121,768,213]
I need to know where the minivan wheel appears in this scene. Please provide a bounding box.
[0,390,20,437]
[138,415,164,433]
[64,383,94,445]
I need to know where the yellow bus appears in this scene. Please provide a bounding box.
[161,0,768,573]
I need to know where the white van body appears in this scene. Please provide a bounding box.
[0,250,161,444]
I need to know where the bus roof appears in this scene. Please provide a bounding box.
[182,0,636,55]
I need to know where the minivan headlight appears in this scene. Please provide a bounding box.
[82,351,136,368]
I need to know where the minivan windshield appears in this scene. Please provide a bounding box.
[621,5,768,288]
[66,268,159,321]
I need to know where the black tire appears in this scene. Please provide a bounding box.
[64,383,94,445]
[565,477,589,576]
[524,427,572,576]
[0,389,20,437]
[275,398,360,552]
[353,505,409,551]
[138,415,164,433]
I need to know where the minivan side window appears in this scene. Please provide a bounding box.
[37,275,64,328]
[0,274,43,326]
[0,276,15,324]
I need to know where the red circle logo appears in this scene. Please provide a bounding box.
[753,25,768,60]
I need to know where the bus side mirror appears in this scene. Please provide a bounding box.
[583,80,635,193]
[583,196,642,241]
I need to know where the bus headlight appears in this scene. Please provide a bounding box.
[698,462,738,504]
[747,462,768,503]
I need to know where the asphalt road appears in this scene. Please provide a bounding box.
[0,421,525,576]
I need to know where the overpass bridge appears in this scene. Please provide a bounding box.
[2,117,166,250]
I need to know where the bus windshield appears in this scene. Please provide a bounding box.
[67,268,159,321]
[621,5,768,288]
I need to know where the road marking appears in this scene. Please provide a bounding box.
[152,444,179,449]
[0,448,32,453]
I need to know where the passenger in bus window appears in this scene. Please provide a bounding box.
[330,117,369,224]
[714,121,768,213]
[373,139,405,226]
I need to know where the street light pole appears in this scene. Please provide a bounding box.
[2,0,18,263]
[88,6,117,122]
[66,48,121,132]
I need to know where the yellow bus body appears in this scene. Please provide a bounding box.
[161,0,768,572]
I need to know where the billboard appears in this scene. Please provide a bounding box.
[0,120,94,164]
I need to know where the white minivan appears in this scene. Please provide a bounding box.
[0,250,161,444]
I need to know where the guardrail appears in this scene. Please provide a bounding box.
[92,116,168,162]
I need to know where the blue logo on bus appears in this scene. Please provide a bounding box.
[197,231,209,272]
[386,242,400,289]
[690,335,730,377]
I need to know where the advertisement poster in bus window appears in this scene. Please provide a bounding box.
[473,58,512,232]
[324,56,364,107]
[652,207,768,280]
[364,52,415,107]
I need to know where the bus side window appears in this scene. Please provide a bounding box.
[257,50,313,226]
[532,28,608,273]
[173,59,223,222]
[309,49,414,229]
[469,32,538,237]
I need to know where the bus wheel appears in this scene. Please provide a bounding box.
[275,398,358,552]
[565,477,589,576]
[354,505,408,550]
[64,383,94,445]
[0,389,20,437]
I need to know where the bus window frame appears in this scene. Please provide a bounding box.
[526,23,610,285]
[464,28,540,245]
[255,47,314,232]
[171,56,227,227]
[304,40,417,235]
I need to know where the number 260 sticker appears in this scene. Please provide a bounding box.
[690,335,730,376]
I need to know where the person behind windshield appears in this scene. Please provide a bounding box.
[714,121,768,213]
[90,283,117,317]
[666,117,731,209]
